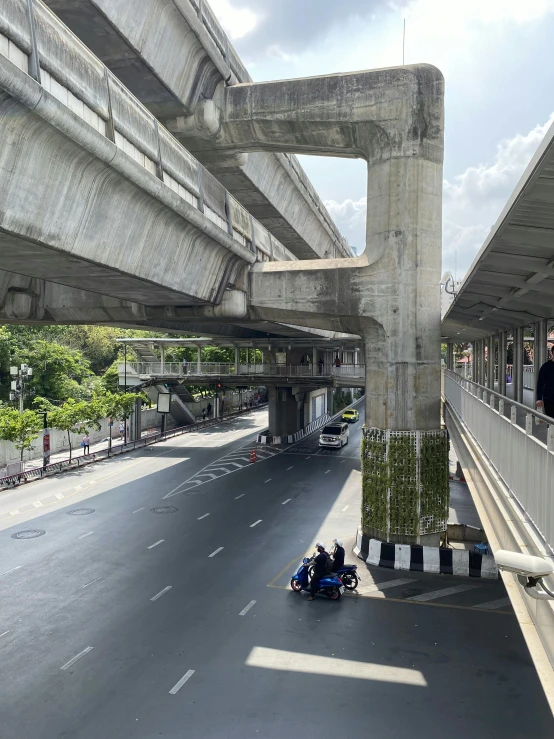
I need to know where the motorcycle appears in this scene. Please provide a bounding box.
[290,558,344,599]
[308,562,360,590]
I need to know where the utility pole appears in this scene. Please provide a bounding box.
[10,364,33,412]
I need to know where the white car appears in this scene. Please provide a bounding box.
[319,422,349,448]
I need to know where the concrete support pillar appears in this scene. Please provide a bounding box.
[478,340,486,386]
[471,343,478,382]
[498,332,507,396]
[268,387,302,437]
[486,336,495,389]
[160,345,165,375]
[446,343,454,371]
[312,346,318,371]
[130,397,142,441]
[513,326,524,404]
[234,346,239,373]
[534,319,548,403]
[197,346,202,372]
[327,387,334,416]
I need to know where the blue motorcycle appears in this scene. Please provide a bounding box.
[308,562,360,590]
[291,558,344,599]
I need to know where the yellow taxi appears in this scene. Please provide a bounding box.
[341,408,359,423]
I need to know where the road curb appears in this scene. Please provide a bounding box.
[354,528,499,579]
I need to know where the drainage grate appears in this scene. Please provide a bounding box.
[66,508,95,516]
[150,506,178,514]
[11,529,46,540]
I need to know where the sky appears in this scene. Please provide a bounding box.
[208,0,554,280]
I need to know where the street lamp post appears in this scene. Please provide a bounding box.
[10,364,32,412]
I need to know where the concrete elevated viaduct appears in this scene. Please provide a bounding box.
[41,0,352,262]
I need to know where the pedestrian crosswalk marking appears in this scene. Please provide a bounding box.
[163,442,281,497]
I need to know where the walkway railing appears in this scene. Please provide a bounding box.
[119,362,366,379]
[455,362,535,390]
[443,369,554,551]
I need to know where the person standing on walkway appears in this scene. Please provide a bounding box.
[318,358,324,376]
[207,402,212,417]
[202,408,206,421]
[182,356,188,375]
[82,434,90,455]
[536,346,554,418]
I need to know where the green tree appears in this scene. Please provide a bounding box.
[36,397,104,461]
[0,408,42,462]
[16,341,92,405]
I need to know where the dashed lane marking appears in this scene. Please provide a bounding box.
[197,513,210,520]
[0,630,10,638]
[474,596,511,610]
[150,586,172,602]
[147,540,164,550]
[81,576,102,589]
[133,508,145,513]
[342,505,349,511]
[0,566,22,578]
[324,470,331,474]
[169,669,195,695]
[287,466,294,471]
[60,646,94,671]
[78,531,94,540]
[9,510,19,516]
[239,600,257,616]
[33,501,43,508]
[235,494,245,500]
[265,479,272,483]
[282,499,291,505]
[250,520,262,528]
[209,547,224,558]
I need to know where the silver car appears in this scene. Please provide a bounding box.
[319,422,349,448]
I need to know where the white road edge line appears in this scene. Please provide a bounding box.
[239,600,257,616]
[342,505,349,512]
[235,494,245,499]
[148,540,164,550]
[81,576,102,589]
[78,531,94,539]
[197,513,210,520]
[282,499,292,505]
[0,566,22,578]
[250,520,262,528]
[151,586,172,602]
[209,547,224,558]
[169,669,195,695]
[60,646,94,671]
[133,507,145,513]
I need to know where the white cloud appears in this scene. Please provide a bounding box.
[443,113,554,277]
[207,0,258,39]
[401,0,554,25]
[266,45,299,63]
[322,113,554,277]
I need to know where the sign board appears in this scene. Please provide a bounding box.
[157,392,171,414]
[43,431,51,466]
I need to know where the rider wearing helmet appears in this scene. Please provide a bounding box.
[331,539,345,573]
[308,542,328,601]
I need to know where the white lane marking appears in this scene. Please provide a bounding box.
[235,494,245,499]
[239,600,257,616]
[474,596,511,611]
[286,466,293,471]
[0,566,22,578]
[264,479,272,483]
[406,583,481,602]
[197,513,210,520]
[305,456,311,460]
[282,499,292,505]
[341,460,346,463]
[60,646,94,671]
[9,510,20,516]
[169,669,195,695]
[75,485,83,491]
[33,501,43,508]
[78,531,94,540]
[0,630,10,638]
[133,507,145,513]
[250,520,262,528]
[209,547,224,558]
[342,505,349,512]
[150,586,172,602]
[55,493,64,499]
[164,482,186,498]
[81,576,102,589]
[357,578,416,595]
[148,540,164,550]
[324,470,331,474]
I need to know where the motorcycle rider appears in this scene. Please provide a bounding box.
[331,539,345,573]
[308,542,328,601]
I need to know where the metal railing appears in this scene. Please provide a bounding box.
[443,369,554,551]
[120,362,366,379]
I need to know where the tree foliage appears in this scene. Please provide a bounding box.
[35,397,104,461]
[0,408,42,461]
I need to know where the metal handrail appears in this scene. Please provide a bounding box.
[446,369,552,425]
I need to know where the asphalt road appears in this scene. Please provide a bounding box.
[0,405,552,738]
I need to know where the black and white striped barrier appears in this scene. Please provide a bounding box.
[354,529,498,579]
